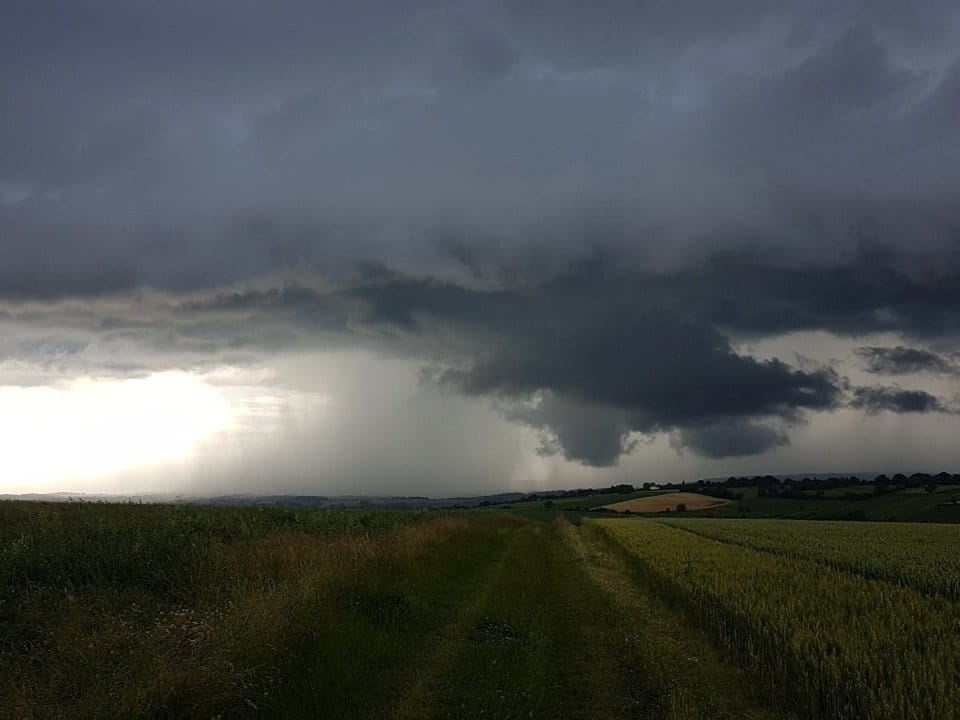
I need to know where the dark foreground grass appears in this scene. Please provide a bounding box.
[0,501,450,717]
[1,501,792,719]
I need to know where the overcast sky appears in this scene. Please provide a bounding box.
[2,1,960,496]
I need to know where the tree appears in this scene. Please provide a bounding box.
[676,503,688,512]
[924,482,938,494]
[543,500,554,509]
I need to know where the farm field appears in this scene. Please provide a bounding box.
[600,491,729,513]
[597,519,960,719]
[3,501,960,718]
[489,484,960,524]
[483,489,667,520]
[687,484,960,522]
[661,517,960,600]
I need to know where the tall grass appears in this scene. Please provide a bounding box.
[0,501,472,718]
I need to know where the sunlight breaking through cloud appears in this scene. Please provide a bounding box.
[0,372,235,492]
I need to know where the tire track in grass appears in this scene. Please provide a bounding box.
[393,522,626,719]
[567,521,793,720]
[397,519,752,720]
[391,523,578,719]
[389,524,519,720]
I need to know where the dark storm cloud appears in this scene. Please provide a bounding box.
[2,0,960,298]
[855,346,960,375]
[849,385,948,414]
[673,420,790,460]
[5,247,960,464]
[660,249,960,341]
[3,1,960,472]
[500,395,637,467]
[349,248,960,358]
[329,260,849,464]
[314,252,960,461]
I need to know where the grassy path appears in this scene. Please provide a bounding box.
[233,515,794,719]
[388,521,642,719]
[389,528,515,720]
[387,519,792,720]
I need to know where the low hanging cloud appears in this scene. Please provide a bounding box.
[4,247,960,467]
[855,346,960,375]
[849,385,948,414]
[672,420,790,460]
[351,260,847,465]
[499,394,638,467]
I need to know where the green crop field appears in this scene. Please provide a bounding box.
[660,517,960,600]
[4,500,960,718]
[662,485,960,522]
[597,519,960,719]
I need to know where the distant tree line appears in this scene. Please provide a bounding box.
[657,472,960,502]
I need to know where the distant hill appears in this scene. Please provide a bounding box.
[0,491,530,509]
